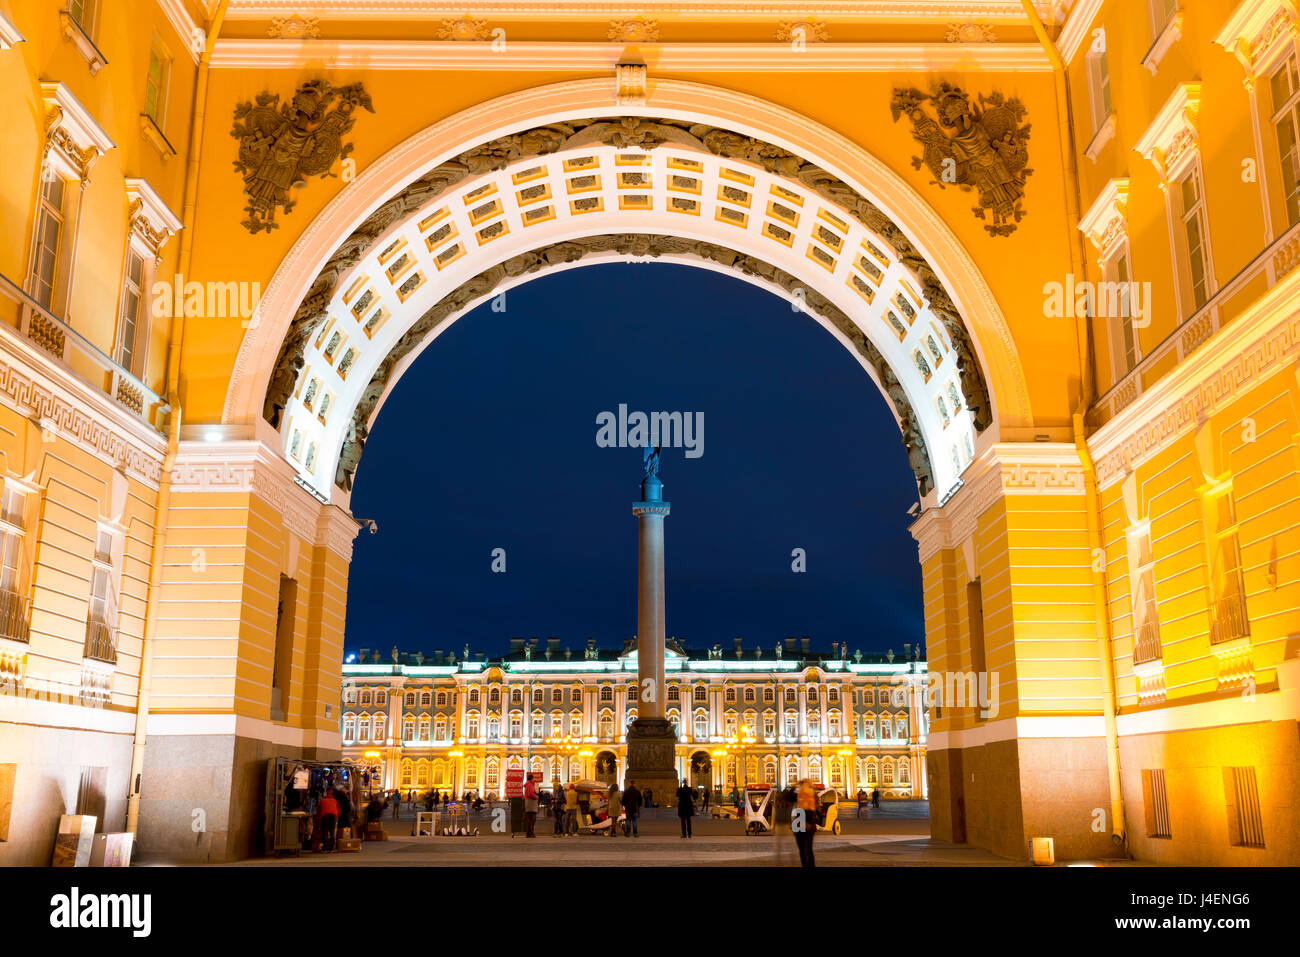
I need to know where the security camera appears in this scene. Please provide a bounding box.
[357,518,378,534]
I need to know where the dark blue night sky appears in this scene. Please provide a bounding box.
[344,263,923,660]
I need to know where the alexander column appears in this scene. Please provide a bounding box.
[625,444,681,806]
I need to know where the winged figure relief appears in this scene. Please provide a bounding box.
[891,83,1031,236]
[231,79,374,234]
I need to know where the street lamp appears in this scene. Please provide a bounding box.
[449,749,463,800]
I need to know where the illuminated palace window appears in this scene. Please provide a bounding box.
[1176,165,1212,313]
[1271,54,1300,226]
[1203,485,1249,645]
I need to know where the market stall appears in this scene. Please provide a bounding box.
[263,756,363,856]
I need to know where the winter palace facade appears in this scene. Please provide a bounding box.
[340,638,928,799]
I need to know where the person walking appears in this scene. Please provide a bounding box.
[606,782,621,837]
[794,778,817,867]
[772,784,795,865]
[872,787,881,810]
[700,787,710,813]
[856,788,868,818]
[564,781,579,835]
[391,789,401,819]
[552,782,565,837]
[523,773,539,838]
[622,781,642,837]
[676,779,695,838]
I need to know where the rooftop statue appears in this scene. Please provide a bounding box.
[643,443,661,478]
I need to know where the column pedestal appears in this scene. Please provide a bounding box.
[625,718,680,808]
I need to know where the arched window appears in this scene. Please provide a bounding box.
[808,755,822,781]
[694,686,707,703]
[724,712,737,735]
[667,709,679,734]
[806,711,820,740]
[550,756,564,783]
[568,711,581,736]
[532,688,544,703]
[625,709,637,726]
[763,710,776,737]
[693,711,709,740]
[358,716,371,740]
[374,715,386,741]
[511,688,523,705]
[864,758,878,786]
[489,687,500,706]
[404,692,415,707]
[418,715,430,740]
[599,711,614,739]
[508,755,522,770]
[468,687,480,704]
[865,715,877,739]
[569,757,581,780]
[433,759,448,786]
[897,718,908,739]
[600,686,613,702]
[434,716,446,740]
[785,757,799,785]
[487,716,500,740]
[746,755,758,783]
[829,757,844,788]
[763,756,777,784]
[784,711,797,737]
[551,688,562,703]
[570,687,582,703]
[402,716,415,740]
[466,712,480,738]
[531,711,544,738]
[530,756,544,776]
[763,687,775,703]
[433,691,444,707]
[828,712,841,737]
[415,759,430,787]
[344,688,357,705]
[375,690,387,705]
[743,710,757,733]
[883,760,895,785]
[725,687,736,703]
[360,690,371,706]
[668,685,680,701]
[725,756,737,787]
[420,691,432,707]
[743,687,755,703]
[893,687,906,707]
[828,686,839,702]
[465,761,479,788]
[550,714,563,737]
[399,759,412,787]
[865,687,876,705]
[342,714,356,740]
[509,712,522,738]
[785,687,796,703]
[898,758,911,785]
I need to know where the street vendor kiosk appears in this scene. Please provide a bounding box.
[264,756,362,856]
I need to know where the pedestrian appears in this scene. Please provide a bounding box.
[552,781,565,836]
[391,789,401,818]
[772,784,794,865]
[523,773,539,838]
[730,786,741,810]
[794,777,817,867]
[318,789,340,852]
[701,787,710,812]
[856,788,868,818]
[564,781,579,835]
[872,787,881,809]
[643,786,653,808]
[607,782,621,837]
[622,780,642,837]
[335,786,353,840]
[675,779,695,838]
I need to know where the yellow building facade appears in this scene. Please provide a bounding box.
[341,640,927,802]
[0,0,1295,864]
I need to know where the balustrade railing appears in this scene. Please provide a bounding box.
[0,272,168,433]
[0,587,31,644]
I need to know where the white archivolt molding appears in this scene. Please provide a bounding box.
[225,78,1032,438]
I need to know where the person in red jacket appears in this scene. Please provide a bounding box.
[523,773,539,838]
[318,792,340,852]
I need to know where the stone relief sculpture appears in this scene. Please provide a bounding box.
[231,79,374,234]
[890,83,1031,237]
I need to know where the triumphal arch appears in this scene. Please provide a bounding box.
[0,0,1296,865]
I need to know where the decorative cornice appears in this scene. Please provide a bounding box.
[0,10,25,48]
[222,1,1051,21]
[1132,82,1201,187]
[1056,0,1101,62]
[945,21,996,42]
[1078,177,1129,261]
[911,442,1085,564]
[608,17,659,42]
[0,319,165,488]
[157,0,203,61]
[1214,0,1298,78]
[317,504,362,561]
[1089,263,1300,488]
[125,177,184,257]
[40,81,116,182]
[269,14,322,38]
[209,39,1052,70]
[171,440,325,544]
[615,62,647,105]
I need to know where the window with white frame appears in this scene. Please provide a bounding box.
[29,173,70,312]
[1106,243,1139,380]
[342,715,355,740]
[694,711,708,739]
[1086,31,1113,138]
[0,487,28,643]
[84,526,119,662]
[434,715,446,739]
[418,715,430,740]
[1270,53,1300,227]
[1204,485,1249,645]
[1176,165,1212,313]
[67,0,99,36]
[143,35,171,130]
[1148,0,1178,39]
[402,716,414,740]
[1128,522,1163,664]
